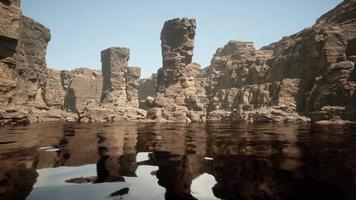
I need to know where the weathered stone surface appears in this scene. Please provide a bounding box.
[205,0,356,123]
[101,47,129,104]
[126,66,141,108]
[77,100,147,123]
[64,68,102,112]
[156,18,208,122]
[45,68,103,113]
[207,41,273,91]
[14,16,51,105]
[158,18,196,91]
[100,47,140,108]
[45,68,65,108]
[2,0,356,125]
[138,73,157,103]
[205,39,304,121]
[0,0,21,106]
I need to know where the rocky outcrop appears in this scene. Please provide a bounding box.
[260,0,356,123]
[0,2,57,125]
[126,66,141,108]
[0,0,21,106]
[206,41,307,122]
[14,16,51,106]
[63,68,102,112]
[44,68,65,108]
[138,73,156,102]
[151,18,208,122]
[0,0,20,59]
[2,0,356,125]
[205,0,356,123]
[74,48,144,123]
[100,47,141,108]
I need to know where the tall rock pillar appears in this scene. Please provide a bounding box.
[101,47,129,105]
[100,47,140,108]
[153,18,207,122]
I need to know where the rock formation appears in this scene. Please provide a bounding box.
[205,0,356,123]
[1,0,356,125]
[150,18,208,122]
[138,73,157,103]
[14,16,51,106]
[0,0,21,106]
[64,68,102,112]
[1,1,50,107]
[75,48,145,123]
[261,0,356,123]
[206,41,308,122]
[44,68,102,111]
[0,0,146,125]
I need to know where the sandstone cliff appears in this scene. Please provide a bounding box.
[1,0,355,125]
[205,0,356,123]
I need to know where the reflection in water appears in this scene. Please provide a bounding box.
[0,122,355,200]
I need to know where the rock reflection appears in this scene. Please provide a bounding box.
[95,124,138,183]
[0,122,355,200]
[0,150,38,200]
[146,124,207,200]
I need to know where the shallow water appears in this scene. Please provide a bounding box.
[0,122,356,200]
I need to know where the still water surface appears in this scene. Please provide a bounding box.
[0,122,355,200]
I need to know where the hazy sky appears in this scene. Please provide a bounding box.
[22,0,341,78]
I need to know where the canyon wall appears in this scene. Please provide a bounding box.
[1,0,355,125]
[0,0,144,125]
[205,0,356,123]
[0,0,21,106]
[141,0,356,123]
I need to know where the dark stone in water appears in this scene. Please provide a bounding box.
[66,176,97,184]
[109,187,129,197]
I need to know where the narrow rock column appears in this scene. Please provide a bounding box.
[126,67,141,108]
[101,47,129,104]
[153,18,208,122]
[157,18,196,93]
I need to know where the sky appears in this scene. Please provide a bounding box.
[22,0,341,78]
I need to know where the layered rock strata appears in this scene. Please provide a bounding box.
[0,0,21,106]
[206,41,308,122]
[206,0,356,123]
[77,48,145,123]
[152,18,208,122]
[138,73,157,104]
[1,0,356,125]
[261,0,356,123]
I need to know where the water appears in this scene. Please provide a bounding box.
[0,122,356,200]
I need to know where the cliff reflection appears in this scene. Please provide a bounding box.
[0,122,355,200]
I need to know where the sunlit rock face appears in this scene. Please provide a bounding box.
[262,0,356,122]
[206,0,356,123]
[0,6,50,106]
[63,68,102,112]
[138,73,157,104]
[206,41,307,122]
[0,0,21,106]
[101,47,129,105]
[0,3,59,125]
[14,16,51,106]
[153,18,208,122]
[100,47,141,108]
[73,47,145,123]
